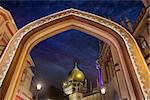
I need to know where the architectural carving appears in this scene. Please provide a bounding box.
[0,7,18,56]
[133,7,150,69]
[98,43,130,99]
[0,7,34,100]
[0,8,149,99]
[15,55,34,100]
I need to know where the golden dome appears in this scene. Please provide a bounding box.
[68,63,85,82]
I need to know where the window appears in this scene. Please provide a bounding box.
[141,40,147,48]
[139,36,149,49]
[138,36,150,59]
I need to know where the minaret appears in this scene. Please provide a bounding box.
[74,62,78,69]
[97,41,104,88]
[90,81,93,92]
[84,79,88,93]
[85,79,87,88]
[96,79,100,88]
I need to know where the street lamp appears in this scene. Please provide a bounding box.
[36,83,42,100]
[101,86,106,100]
[37,83,42,91]
[101,87,106,95]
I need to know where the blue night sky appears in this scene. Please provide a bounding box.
[0,1,144,89]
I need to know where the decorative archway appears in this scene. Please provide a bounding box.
[0,9,149,100]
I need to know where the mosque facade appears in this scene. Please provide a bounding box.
[63,63,102,100]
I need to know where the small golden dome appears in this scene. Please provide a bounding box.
[68,63,85,82]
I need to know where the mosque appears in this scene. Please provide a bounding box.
[63,63,102,100]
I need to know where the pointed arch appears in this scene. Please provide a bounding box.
[0,9,149,100]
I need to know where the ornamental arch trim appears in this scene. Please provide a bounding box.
[0,8,149,99]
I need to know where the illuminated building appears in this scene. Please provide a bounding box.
[96,5,150,100]
[0,1,149,100]
[63,63,101,100]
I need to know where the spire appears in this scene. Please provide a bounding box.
[84,79,88,93]
[74,62,78,69]
[96,79,100,88]
[125,17,133,32]
[85,79,87,87]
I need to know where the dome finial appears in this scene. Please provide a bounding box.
[74,62,78,69]
[67,62,85,82]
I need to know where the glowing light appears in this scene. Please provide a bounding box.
[36,83,42,90]
[63,82,67,86]
[76,73,82,78]
[96,64,103,87]
[101,87,106,94]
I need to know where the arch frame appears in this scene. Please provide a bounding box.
[0,9,149,99]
